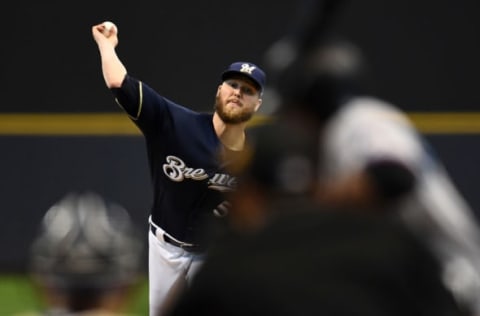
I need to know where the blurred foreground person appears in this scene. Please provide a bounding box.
[277,39,419,210]
[25,191,144,316]
[278,38,480,314]
[167,123,467,316]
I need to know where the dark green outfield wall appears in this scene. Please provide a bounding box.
[2,0,480,113]
[1,0,480,270]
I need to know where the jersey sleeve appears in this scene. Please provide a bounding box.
[110,74,174,134]
[111,75,142,119]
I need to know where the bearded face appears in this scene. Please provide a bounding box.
[214,94,256,124]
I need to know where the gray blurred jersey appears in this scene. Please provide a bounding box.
[320,96,480,312]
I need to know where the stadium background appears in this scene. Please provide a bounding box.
[1,0,480,278]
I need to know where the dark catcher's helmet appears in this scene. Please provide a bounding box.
[29,191,143,292]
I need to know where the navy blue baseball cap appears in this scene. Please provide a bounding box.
[222,61,266,92]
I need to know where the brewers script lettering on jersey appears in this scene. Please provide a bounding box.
[163,155,237,193]
[162,155,235,217]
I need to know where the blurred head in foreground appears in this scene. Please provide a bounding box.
[276,38,369,127]
[226,122,318,233]
[28,191,143,314]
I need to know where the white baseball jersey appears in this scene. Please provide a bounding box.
[320,96,480,312]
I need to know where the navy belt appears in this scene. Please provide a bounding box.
[150,224,203,252]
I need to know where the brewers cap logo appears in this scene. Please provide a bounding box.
[240,63,256,74]
[222,61,266,92]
